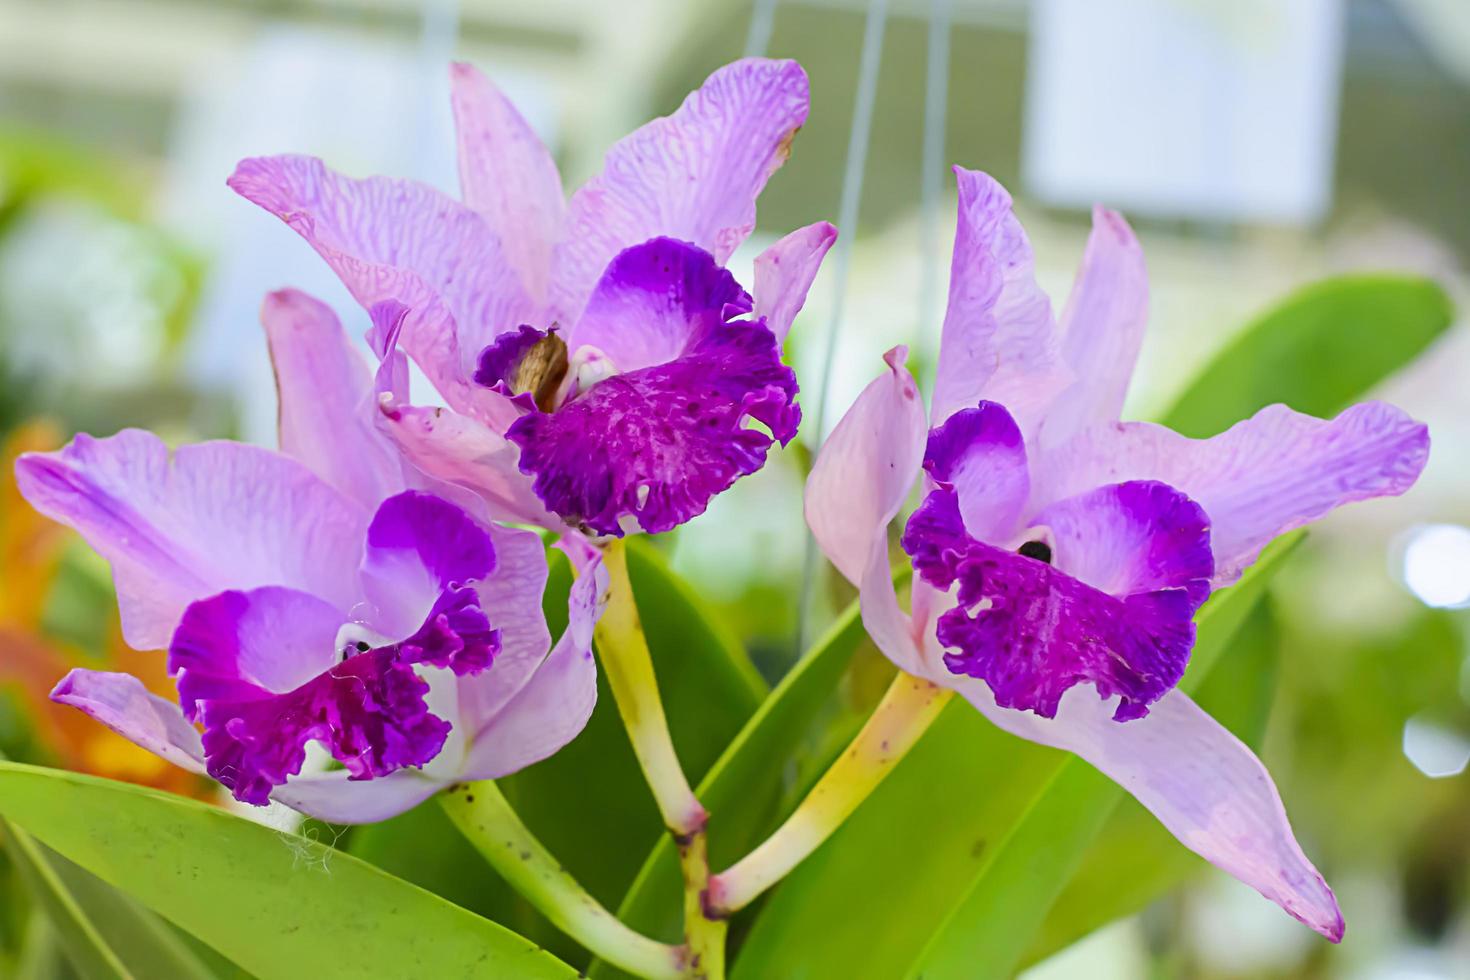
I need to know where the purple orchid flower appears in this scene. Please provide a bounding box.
[15,289,605,823]
[806,169,1431,940]
[227,58,834,538]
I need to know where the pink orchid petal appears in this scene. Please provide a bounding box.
[1038,401,1430,584]
[262,289,406,509]
[805,347,928,588]
[375,399,557,529]
[229,155,536,418]
[931,169,1071,434]
[272,769,446,825]
[464,551,606,779]
[951,678,1344,941]
[15,431,367,650]
[923,401,1031,544]
[50,669,206,774]
[1039,206,1150,447]
[550,59,810,322]
[753,221,838,344]
[450,62,565,304]
[456,523,555,731]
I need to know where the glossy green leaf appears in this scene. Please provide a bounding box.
[0,764,576,980]
[351,538,766,968]
[1020,602,1282,968]
[589,571,909,977]
[3,818,221,980]
[731,535,1300,980]
[1161,274,1451,438]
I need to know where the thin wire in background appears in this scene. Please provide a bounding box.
[745,0,781,59]
[795,0,890,652]
[918,0,952,391]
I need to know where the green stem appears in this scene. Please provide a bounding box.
[594,541,706,837]
[677,829,725,979]
[441,782,682,980]
[705,672,952,916]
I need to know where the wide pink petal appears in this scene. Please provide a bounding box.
[1037,401,1430,584]
[549,59,809,322]
[804,347,927,587]
[229,155,537,418]
[262,289,406,509]
[456,523,555,731]
[375,399,558,529]
[463,551,606,779]
[50,669,205,774]
[951,678,1344,941]
[450,62,565,304]
[922,401,1030,544]
[15,432,367,650]
[272,769,446,824]
[1038,206,1149,447]
[753,221,837,345]
[931,169,1071,434]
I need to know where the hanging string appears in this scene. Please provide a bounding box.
[745,0,781,59]
[796,0,890,652]
[917,0,951,391]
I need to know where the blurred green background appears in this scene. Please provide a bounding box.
[1,0,1468,976]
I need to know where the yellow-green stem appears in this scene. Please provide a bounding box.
[593,540,705,836]
[705,672,952,916]
[677,829,726,979]
[441,781,682,980]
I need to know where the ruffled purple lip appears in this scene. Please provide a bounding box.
[175,585,500,806]
[480,237,799,537]
[903,475,1212,723]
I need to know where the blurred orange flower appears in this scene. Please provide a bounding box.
[0,421,212,799]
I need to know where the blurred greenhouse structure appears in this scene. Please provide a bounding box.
[1,0,1468,976]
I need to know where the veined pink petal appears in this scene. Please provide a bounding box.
[1037,401,1430,584]
[550,59,810,323]
[272,768,446,824]
[805,347,927,588]
[262,289,406,509]
[375,399,558,529]
[950,679,1344,941]
[753,221,837,345]
[50,669,206,774]
[1038,206,1149,448]
[15,431,367,650]
[931,169,1071,434]
[229,155,537,417]
[455,522,554,730]
[450,62,565,304]
[463,551,606,779]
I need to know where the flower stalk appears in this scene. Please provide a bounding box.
[705,672,952,916]
[440,781,682,980]
[593,540,706,837]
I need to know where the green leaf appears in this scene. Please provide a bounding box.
[1020,601,1282,968]
[0,764,577,980]
[731,535,1300,980]
[590,571,909,977]
[1161,274,1452,438]
[3,818,221,980]
[351,538,767,968]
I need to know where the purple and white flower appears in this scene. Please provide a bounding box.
[15,290,604,823]
[806,169,1431,940]
[228,59,834,538]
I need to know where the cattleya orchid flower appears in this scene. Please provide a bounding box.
[807,169,1430,939]
[14,290,604,823]
[228,58,833,538]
